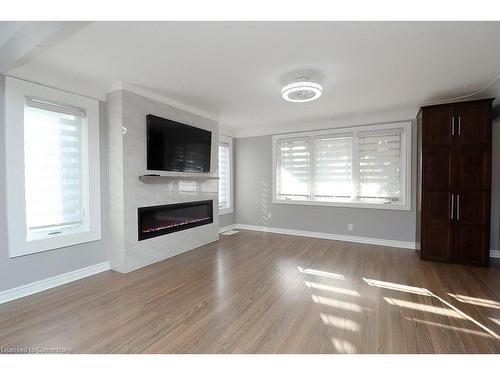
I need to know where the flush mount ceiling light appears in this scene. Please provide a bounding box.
[281,77,323,103]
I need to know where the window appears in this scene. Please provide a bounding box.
[24,98,86,240]
[314,134,352,201]
[273,122,411,210]
[358,129,403,203]
[218,135,233,215]
[276,137,310,199]
[5,77,101,257]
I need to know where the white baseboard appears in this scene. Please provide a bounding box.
[0,261,110,305]
[234,224,416,250]
[219,224,236,234]
[491,250,500,259]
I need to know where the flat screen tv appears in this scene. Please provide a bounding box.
[146,114,212,173]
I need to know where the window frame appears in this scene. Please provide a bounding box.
[4,77,101,258]
[272,121,412,211]
[218,134,234,215]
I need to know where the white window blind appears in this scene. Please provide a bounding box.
[276,137,310,199]
[358,130,402,203]
[273,122,410,210]
[314,135,352,200]
[24,98,86,236]
[218,142,230,209]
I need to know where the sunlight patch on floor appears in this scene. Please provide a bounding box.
[488,317,500,327]
[331,337,356,353]
[384,297,464,319]
[432,293,500,339]
[320,313,359,331]
[364,277,500,340]
[302,270,500,346]
[298,267,345,280]
[312,295,362,312]
[447,293,500,309]
[363,278,431,296]
[404,317,493,338]
[306,281,360,297]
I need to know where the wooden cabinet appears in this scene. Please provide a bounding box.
[416,99,493,266]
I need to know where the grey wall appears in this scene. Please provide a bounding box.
[219,139,236,229]
[235,120,500,250]
[219,209,236,228]
[219,212,235,228]
[0,76,110,292]
[235,121,419,243]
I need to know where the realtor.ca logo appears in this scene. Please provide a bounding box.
[0,346,73,354]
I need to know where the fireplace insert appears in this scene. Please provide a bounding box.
[138,200,213,241]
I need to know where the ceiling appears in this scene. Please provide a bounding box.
[4,21,500,137]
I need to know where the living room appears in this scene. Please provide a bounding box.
[0,1,499,372]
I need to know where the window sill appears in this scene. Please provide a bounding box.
[219,207,234,216]
[273,198,411,211]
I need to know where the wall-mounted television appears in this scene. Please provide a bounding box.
[146,114,212,173]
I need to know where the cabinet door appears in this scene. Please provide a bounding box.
[455,101,491,145]
[420,150,454,261]
[454,149,491,266]
[453,100,491,266]
[422,105,455,149]
[454,192,489,265]
[456,148,489,190]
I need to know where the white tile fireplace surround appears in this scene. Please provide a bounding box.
[107,89,219,273]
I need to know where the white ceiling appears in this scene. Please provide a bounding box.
[4,21,500,137]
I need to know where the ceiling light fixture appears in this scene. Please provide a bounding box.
[281,77,322,103]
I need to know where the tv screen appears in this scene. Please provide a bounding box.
[146,114,212,173]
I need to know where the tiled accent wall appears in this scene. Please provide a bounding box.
[107,89,219,273]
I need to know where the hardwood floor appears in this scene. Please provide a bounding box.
[0,230,499,353]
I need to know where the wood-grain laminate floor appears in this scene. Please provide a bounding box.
[1,230,499,353]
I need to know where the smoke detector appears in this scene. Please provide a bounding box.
[281,77,323,103]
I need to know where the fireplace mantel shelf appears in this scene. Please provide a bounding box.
[139,175,219,183]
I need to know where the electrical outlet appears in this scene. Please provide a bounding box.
[267,212,272,219]
[348,223,353,232]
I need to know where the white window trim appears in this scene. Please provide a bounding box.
[218,134,234,215]
[4,77,101,258]
[272,121,412,211]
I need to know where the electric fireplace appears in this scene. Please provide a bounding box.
[138,200,213,241]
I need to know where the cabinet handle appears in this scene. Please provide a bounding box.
[458,117,461,135]
[451,193,454,220]
[451,117,455,135]
[457,194,460,221]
